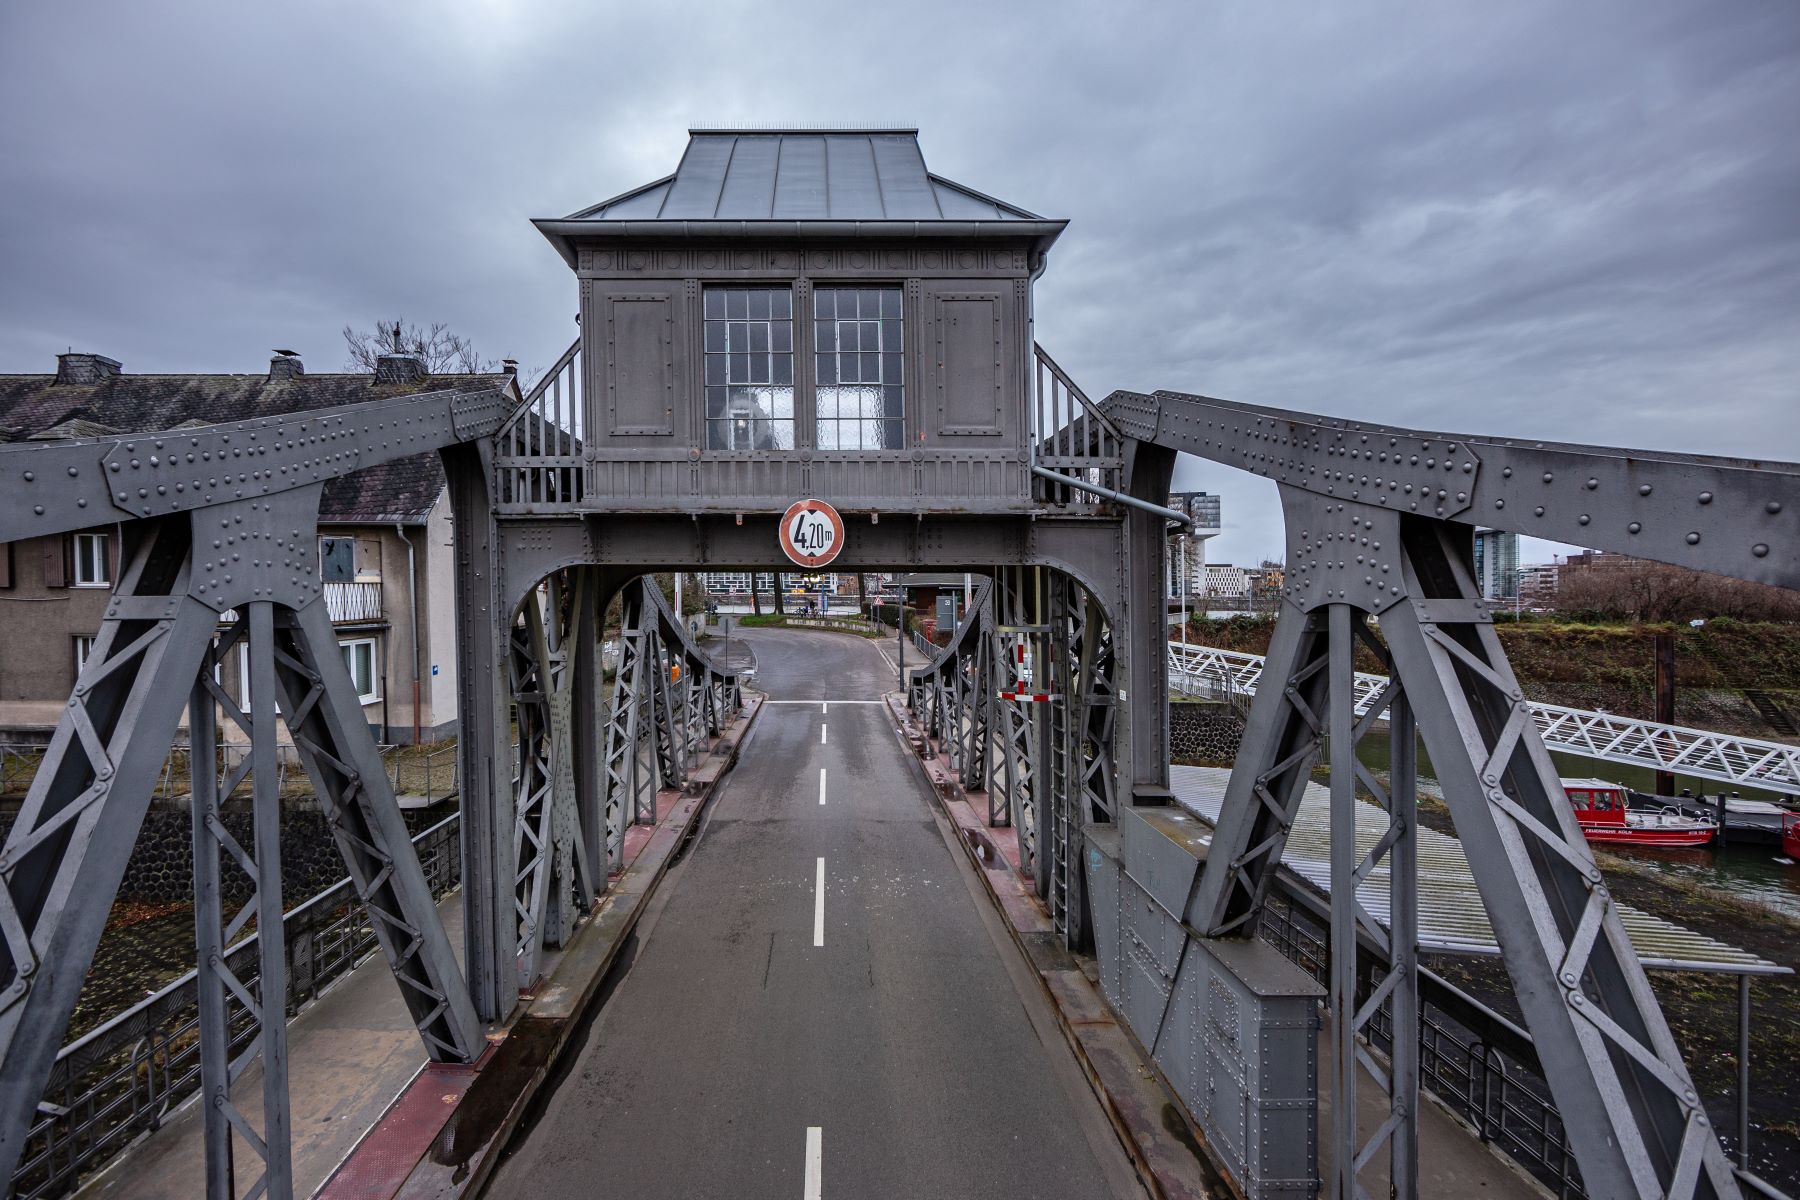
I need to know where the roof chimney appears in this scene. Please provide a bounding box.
[374,353,429,385]
[501,358,519,378]
[268,349,304,382]
[374,323,426,384]
[55,352,122,385]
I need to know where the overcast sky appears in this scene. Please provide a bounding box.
[2,1,1795,567]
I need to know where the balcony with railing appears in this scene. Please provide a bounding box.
[324,580,382,624]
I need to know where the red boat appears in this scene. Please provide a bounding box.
[1782,812,1800,861]
[1561,779,1717,847]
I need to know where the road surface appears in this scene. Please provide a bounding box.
[486,626,1144,1199]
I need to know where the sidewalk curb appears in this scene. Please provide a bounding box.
[317,695,764,1200]
[883,693,1225,1200]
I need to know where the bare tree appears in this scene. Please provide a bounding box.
[342,318,497,375]
[1556,558,1800,622]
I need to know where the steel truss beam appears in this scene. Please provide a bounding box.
[596,577,742,878]
[908,571,1116,951]
[510,570,600,988]
[0,494,479,1199]
[1189,485,1739,1199]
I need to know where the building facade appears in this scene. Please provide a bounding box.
[1472,528,1521,600]
[1166,491,1222,598]
[0,350,519,744]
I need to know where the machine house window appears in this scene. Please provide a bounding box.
[815,287,903,450]
[704,286,794,451]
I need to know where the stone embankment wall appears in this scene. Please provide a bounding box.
[0,799,455,903]
[1170,700,1244,764]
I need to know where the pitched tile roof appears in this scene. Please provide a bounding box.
[0,369,516,524]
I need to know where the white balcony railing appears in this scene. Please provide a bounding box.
[324,580,382,623]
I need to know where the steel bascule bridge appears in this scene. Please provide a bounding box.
[0,129,1795,1200]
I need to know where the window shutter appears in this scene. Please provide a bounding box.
[43,537,68,588]
[0,543,11,589]
[108,530,122,584]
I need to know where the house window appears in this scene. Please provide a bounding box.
[704,287,795,451]
[73,635,96,676]
[341,638,379,704]
[72,532,111,587]
[320,536,356,583]
[815,287,904,450]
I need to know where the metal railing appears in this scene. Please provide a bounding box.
[322,580,382,623]
[1257,885,1790,1199]
[1030,343,1124,507]
[10,814,463,1200]
[494,338,584,511]
[1167,641,1800,796]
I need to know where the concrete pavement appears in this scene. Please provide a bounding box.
[485,627,1145,1199]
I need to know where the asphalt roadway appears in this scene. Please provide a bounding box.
[485,626,1145,1199]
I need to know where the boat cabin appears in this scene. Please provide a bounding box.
[1562,778,1628,827]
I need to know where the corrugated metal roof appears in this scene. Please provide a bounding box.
[568,130,1044,223]
[1169,765,1786,976]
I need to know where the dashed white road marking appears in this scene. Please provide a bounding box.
[819,767,827,806]
[820,724,828,745]
[813,858,826,947]
[804,1126,823,1199]
[822,701,828,714]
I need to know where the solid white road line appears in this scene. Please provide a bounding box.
[820,724,828,745]
[819,767,827,806]
[760,699,883,705]
[804,1126,823,1200]
[813,858,826,947]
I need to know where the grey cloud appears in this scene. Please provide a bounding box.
[2,0,1795,568]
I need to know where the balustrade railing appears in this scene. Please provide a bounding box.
[494,338,584,511]
[322,580,383,623]
[1030,343,1124,506]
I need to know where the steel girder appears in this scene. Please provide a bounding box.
[1102,389,1798,592]
[597,578,742,875]
[0,384,512,545]
[0,492,480,1199]
[904,580,995,801]
[904,570,1116,951]
[509,570,600,988]
[1184,485,1738,1199]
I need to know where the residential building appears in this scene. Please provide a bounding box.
[0,350,520,744]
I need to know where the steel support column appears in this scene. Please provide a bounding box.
[443,440,515,1022]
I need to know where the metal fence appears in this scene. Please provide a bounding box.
[3,741,459,807]
[8,813,463,1200]
[1256,887,1791,1200]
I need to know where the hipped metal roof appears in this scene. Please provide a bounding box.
[534,129,1066,265]
[1170,766,1786,976]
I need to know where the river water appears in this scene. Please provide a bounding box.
[1353,736,1800,921]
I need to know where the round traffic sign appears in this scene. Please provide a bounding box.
[778,498,846,568]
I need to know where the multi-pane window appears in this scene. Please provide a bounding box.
[704,287,795,451]
[73,635,96,676]
[815,287,904,450]
[72,532,110,587]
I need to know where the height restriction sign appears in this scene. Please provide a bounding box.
[778,498,846,569]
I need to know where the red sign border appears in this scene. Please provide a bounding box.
[778,498,846,569]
